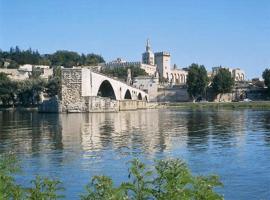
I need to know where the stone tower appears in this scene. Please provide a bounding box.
[154,52,171,80]
[142,39,155,65]
[126,68,132,85]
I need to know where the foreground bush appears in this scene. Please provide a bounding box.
[81,159,223,200]
[0,154,223,199]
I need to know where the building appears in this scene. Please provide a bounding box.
[104,39,188,85]
[104,58,157,76]
[155,52,188,85]
[133,75,158,101]
[212,67,245,82]
[154,52,171,79]
[0,64,53,80]
[142,39,155,65]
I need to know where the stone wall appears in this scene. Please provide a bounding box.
[61,69,88,112]
[119,100,147,111]
[157,86,189,102]
[88,96,119,112]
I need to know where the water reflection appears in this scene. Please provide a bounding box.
[1,109,270,199]
[0,111,62,154]
[0,109,263,155]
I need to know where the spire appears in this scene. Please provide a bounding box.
[146,38,151,51]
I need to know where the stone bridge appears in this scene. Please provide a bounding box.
[60,68,149,112]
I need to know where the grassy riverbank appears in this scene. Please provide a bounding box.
[160,101,270,109]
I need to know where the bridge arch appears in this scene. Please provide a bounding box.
[138,93,142,100]
[97,80,116,100]
[124,89,132,99]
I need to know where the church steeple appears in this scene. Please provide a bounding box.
[142,38,155,65]
[146,39,151,51]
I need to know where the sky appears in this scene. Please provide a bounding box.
[0,0,270,79]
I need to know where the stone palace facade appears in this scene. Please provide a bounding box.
[104,39,188,85]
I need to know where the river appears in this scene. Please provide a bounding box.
[0,109,270,199]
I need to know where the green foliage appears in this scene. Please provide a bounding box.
[50,50,80,68]
[153,159,193,200]
[17,78,46,106]
[0,153,23,200]
[0,46,41,66]
[0,46,105,68]
[82,159,223,200]
[212,68,234,95]
[186,63,209,101]
[46,77,61,97]
[121,159,153,200]
[101,66,147,80]
[27,176,64,200]
[0,154,64,200]
[0,154,223,199]
[46,66,62,97]
[262,68,270,94]
[0,73,18,106]
[7,60,19,69]
[81,176,127,200]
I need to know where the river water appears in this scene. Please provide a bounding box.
[0,109,270,199]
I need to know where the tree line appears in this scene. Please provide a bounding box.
[186,64,235,101]
[186,64,270,101]
[0,46,105,68]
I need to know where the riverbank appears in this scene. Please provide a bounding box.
[0,106,38,112]
[159,101,270,109]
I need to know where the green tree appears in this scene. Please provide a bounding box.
[46,77,60,97]
[186,63,209,101]
[17,78,46,106]
[262,68,270,95]
[50,50,80,68]
[101,66,147,81]
[212,68,234,99]
[7,60,19,69]
[45,66,62,97]
[0,73,18,106]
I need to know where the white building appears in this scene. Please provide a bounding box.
[155,52,188,85]
[104,39,188,85]
[212,67,245,82]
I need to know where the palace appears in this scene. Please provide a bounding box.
[104,39,188,85]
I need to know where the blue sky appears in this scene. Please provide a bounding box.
[1,0,270,78]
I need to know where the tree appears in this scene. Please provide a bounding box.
[212,68,234,99]
[46,77,60,97]
[186,63,208,101]
[101,66,147,81]
[50,50,80,68]
[262,68,270,95]
[17,78,46,106]
[0,73,18,106]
